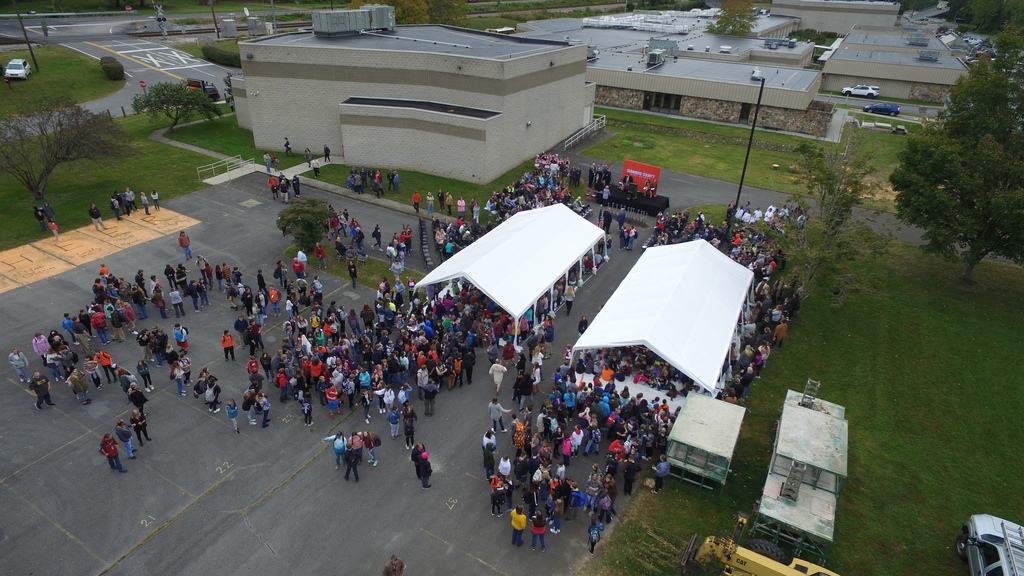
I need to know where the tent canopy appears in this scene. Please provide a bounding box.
[417,203,604,320]
[572,240,753,393]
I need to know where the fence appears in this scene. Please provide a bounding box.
[196,155,254,181]
[564,115,606,151]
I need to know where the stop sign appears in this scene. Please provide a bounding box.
[139,80,147,88]
[125,5,133,11]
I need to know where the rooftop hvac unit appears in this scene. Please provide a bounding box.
[687,44,694,50]
[719,45,733,53]
[918,50,940,61]
[648,37,678,56]
[647,49,666,65]
[907,33,930,46]
[751,68,764,81]
[312,5,394,35]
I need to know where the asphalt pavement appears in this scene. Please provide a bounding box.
[0,170,648,576]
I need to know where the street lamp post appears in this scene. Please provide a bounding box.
[734,75,766,219]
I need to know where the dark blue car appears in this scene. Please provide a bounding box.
[863,102,901,116]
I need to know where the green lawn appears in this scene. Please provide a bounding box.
[0,114,217,251]
[163,114,308,170]
[592,243,1024,576]
[465,16,522,30]
[0,45,124,116]
[585,117,807,196]
[284,246,424,292]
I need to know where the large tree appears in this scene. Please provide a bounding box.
[774,137,888,298]
[277,197,334,252]
[132,81,221,134]
[426,0,467,27]
[0,97,133,201]
[707,0,754,36]
[352,0,428,24]
[890,28,1024,282]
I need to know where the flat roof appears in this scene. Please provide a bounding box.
[341,97,500,119]
[592,51,819,91]
[518,17,818,91]
[776,403,848,476]
[830,49,967,69]
[843,32,947,51]
[244,25,569,59]
[759,472,837,540]
[667,394,745,458]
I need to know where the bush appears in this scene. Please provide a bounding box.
[100,56,124,81]
[201,44,241,68]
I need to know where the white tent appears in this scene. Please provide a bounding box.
[572,240,753,393]
[417,203,604,320]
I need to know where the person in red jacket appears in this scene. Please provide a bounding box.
[292,257,305,280]
[99,433,127,472]
[314,243,327,268]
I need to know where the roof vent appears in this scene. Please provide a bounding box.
[918,50,940,61]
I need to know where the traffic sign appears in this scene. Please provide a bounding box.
[125,5,133,11]
[139,80,147,89]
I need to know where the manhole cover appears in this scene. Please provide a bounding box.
[238,199,262,208]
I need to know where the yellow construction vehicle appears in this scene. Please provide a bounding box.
[681,514,841,576]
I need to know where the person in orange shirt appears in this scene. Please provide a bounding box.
[98,263,109,276]
[268,286,281,316]
[221,330,235,361]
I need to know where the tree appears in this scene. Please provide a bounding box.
[426,0,467,27]
[353,0,428,24]
[773,137,888,299]
[890,28,1024,282]
[707,0,754,36]
[277,197,334,252]
[132,81,221,134]
[0,96,134,201]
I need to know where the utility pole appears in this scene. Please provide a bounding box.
[11,0,39,73]
[734,75,766,217]
[210,2,221,38]
[270,0,277,34]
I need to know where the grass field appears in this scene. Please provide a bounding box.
[283,247,425,293]
[586,107,909,210]
[590,243,1024,576]
[0,114,219,251]
[174,38,240,61]
[0,45,124,116]
[163,114,308,170]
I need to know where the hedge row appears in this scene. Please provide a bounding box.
[100,56,124,81]
[201,45,241,68]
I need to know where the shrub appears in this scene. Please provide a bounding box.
[100,56,124,81]
[201,44,241,68]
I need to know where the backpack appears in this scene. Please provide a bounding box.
[205,385,216,402]
[273,268,281,279]
[110,310,123,328]
[590,428,602,444]
[589,524,602,543]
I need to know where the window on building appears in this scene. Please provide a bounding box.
[643,92,681,115]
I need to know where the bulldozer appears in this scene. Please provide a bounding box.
[680,514,841,576]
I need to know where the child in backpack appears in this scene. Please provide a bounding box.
[301,397,313,426]
[587,516,604,555]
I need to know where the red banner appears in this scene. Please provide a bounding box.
[621,160,662,195]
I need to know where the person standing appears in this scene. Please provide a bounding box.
[177,231,192,260]
[411,192,421,213]
[169,288,185,318]
[510,505,526,547]
[304,148,313,167]
[68,368,92,405]
[344,443,361,482]
[311,158,320,179]
[115,420,136,459]
[258,392,271,428]
[99,433,127,473]
[652,454,670,493]
[225,398,240,434]
[587,516,604,555]
[419,451,432,489]
[221,330,235,361]
[88,204,107,231]
[530,511,547,552]
[284,137,292,156]
[564,283,575,315]
[48,219,61,242]
[348,261,358,289]
[150,190,161,211]
[139,191,150,215]
[9,348,30,383]
[130,409,151,444]
[323,145,331,163]
[382,555,405,576]
[29,371,56,410]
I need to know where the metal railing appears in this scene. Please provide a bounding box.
[564,114,606,150]
[196,155,254,181]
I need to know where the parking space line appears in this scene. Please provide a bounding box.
[420,528,511,575]
[3,484,106,565]
[83,41,184,80]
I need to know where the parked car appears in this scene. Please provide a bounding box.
[186,78,220,101]
[4,59,31,80]
[841,84,880,98]
[956,514,1024,576]
[863,102,900,116]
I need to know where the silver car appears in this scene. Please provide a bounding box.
[4,59,31,80]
